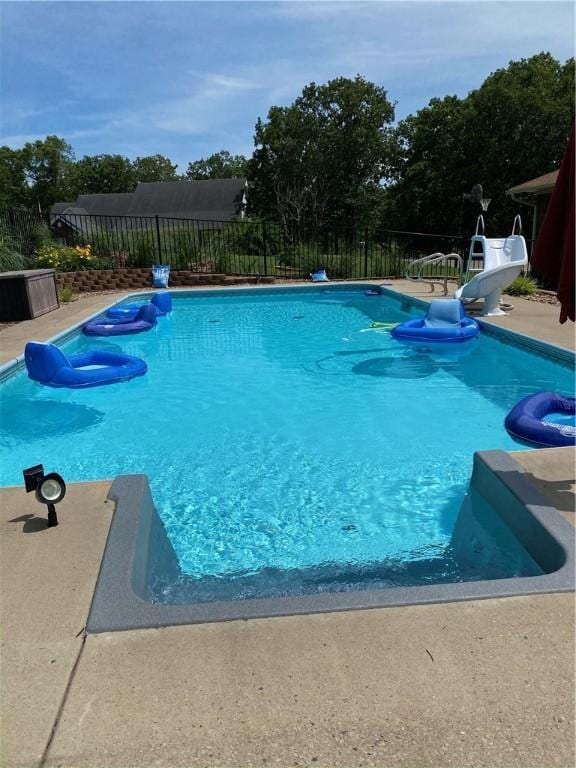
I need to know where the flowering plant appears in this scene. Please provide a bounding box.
[36,244,94,271]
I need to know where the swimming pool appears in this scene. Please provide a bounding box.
[1,285,574,614]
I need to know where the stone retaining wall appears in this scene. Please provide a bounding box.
[56,269,274,292]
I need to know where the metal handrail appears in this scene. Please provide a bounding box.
[405,252,463,296]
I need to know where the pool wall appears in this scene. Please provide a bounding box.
[86,450,575,633]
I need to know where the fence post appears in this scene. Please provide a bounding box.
[262,220,268,276]
[155,215,163,265]
[363,228,369,278]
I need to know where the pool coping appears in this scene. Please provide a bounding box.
[86,450,575,633]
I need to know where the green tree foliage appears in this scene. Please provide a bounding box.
[64,154,136,197]
[389,53,575,235]
[133,154,179,183]
[247,75,396,237]
[10,136,75,211]
[0,146,29,208]
[186,150,247,180]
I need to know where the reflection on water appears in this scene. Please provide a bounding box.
[353,354,439,380]
[0,398,105,442]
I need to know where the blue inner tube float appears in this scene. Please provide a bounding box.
[107,291,172,319]
[505,391,576,448]
[391,299,480,344]
[25,342,147,388]
[83,303,157,337]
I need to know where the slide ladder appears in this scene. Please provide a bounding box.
[405,252,464,296]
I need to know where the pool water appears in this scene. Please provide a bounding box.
[1,288,573,602]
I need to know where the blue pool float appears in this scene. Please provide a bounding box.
[107,292,172,319]
[505,391,576,448]
[83,303,157,336]
[25,342,147,388]
[391,299,480,344]
[311,269,329,282]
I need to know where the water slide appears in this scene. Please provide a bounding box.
[455,216,528,316]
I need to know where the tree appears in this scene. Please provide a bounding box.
[388,96,472,234]
[247,76,395,238]
[64,154,136,197]
[466,53,575,232]
[0,146,29,208]
[388,53,575,236]
[20,136,74,212]
[186,150,247,180]
[133,154,179,183]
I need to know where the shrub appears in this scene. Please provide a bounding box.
[58,286,77,303]
[36,243,96,272]
[227,219,284,257]
[0,226,28,270]
[165,229,202,268]
[128,232,157,267]
[0,243,26,271]
[504,274,538,296]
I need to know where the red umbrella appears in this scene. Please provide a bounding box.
[530,123,575,323]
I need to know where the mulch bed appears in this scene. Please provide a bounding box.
[506,291,559,306]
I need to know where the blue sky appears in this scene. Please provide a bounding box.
[1,1,574,171]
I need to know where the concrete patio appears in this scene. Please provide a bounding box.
[0,280,574,768]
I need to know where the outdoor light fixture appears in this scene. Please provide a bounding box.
[23,464,66,527]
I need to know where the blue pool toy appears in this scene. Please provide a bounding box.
[107,292,172,319]
[83,303,157,337]
[505,391,576,448]
[311,269,329,282]
[25,342,147,388]
[152,264,170,288]
[391,299,480,344]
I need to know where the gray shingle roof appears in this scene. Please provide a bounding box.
[75,193,135,216]
[129,179,246,219]
[50,202,76,215]
[50,179,247,221]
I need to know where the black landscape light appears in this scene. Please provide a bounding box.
[23,464,66,527]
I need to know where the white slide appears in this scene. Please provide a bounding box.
[455,216,528,316]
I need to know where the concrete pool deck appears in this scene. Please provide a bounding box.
[0,468,574,768]
[0,280,574,767]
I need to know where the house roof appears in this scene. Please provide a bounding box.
[507,171,559,197]
[50,202,76,215]
[76,193,134,216]
[50,179,247,222]
[129,179,246,219]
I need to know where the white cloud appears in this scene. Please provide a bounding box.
[1,0,572,162]
[205,74,262,91]
[0,127,106,148]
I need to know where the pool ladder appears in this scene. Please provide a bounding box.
[405,252,464,296]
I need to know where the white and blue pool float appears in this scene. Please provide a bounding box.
[107,292,172,320]
[311,269,329,282]
[25,342,147,388]
[391,299,480,344]
[152,264,170,288]
[83,303,157,337]
[505,391,576,448]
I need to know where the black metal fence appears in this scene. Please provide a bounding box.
[1,206,530,281]
[0,207,45,259]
